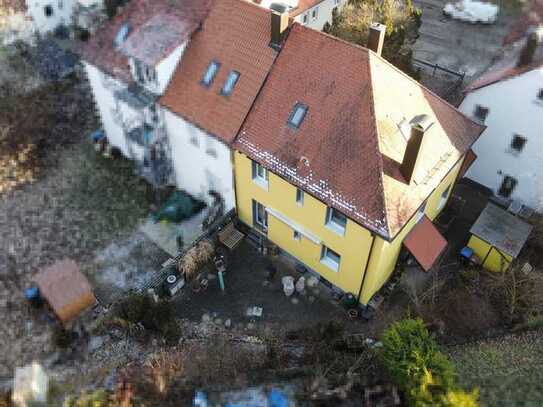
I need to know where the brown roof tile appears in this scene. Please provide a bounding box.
[159,0,279,145]
[80,0,211,83]
[234,24,484,239]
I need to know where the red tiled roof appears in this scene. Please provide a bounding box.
[80,0,211,83]
[234,24,484,239]
[159,0,280,145]
[466,61,543,92]
[404,216,447,271]
[503,0,543,46]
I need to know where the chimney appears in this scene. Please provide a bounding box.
[270,9,289,50]
[400,115,433,184]
[517,26,543,67]
[367,22,386,56]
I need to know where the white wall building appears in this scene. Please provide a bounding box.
[257,0,346,31]
[459,29,543,211]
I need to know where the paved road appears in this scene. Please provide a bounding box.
[412,0,520,79]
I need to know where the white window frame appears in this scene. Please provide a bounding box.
[311,7,319,21]
[325,207,347,236]
[321,245,340,272]
[252,160,269,190]
[253,200,268,232]
[302,13,309,24]
[296,188,304,206]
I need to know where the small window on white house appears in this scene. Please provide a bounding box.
[321,245,341,272]
[201,60,220,87]
[416,200,427,221]
[510,134,527,153]
[296,188,304,206]
[44,4,53,17]
[498,175,517,198]
[325,207,347,235]
[293,230,301,241]
[438,185,451,211]
[205,136,217,158]
[189,126,199,147]
[537,89,543,101]
[58,0,63,9]
[473,105,489,123]
[287,103,308,129]
[302,13,308,24]
[251,160,268,189]
[220,70,240,96]
[311,7,319,20]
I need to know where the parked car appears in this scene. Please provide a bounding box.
[443,0,499,24]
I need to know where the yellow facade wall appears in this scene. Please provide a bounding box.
[235,151,466,305]
[467,235,512,272]
[360,157,465,303]
[234,152,374,296]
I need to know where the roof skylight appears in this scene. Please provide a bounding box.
[287,103,308,129]
[220,70,240,96]
[201,60,220,87]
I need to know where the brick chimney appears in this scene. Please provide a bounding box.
[400,115,434,184]
[367,22,386,56]
[517,26,543,67]
[270,9,289,50]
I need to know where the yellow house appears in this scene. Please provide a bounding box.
[466,203,532,272]
[232,24,485,304]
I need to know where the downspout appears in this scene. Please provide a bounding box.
[357,233,376,304]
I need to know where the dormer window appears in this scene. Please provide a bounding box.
[132,59,156,86]
[201,60,220,87]
[287,103,308,129]
[220,70,240,96]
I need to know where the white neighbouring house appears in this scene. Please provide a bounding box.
[255,0,346,31]
[459,26,543,212]
[81,0,282,212]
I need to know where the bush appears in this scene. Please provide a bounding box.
[63,389,111,407]
[117,293,180,341]
[382,318,456,391]
[381,318,480,406]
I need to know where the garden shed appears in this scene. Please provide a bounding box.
[467,203,532,272]
[34,259,97,322]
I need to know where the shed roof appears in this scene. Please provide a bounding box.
[470,203,533,258]
[34,259,96,322]
[404,216,448,271]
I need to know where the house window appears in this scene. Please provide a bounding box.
[321,245,341,272]
[252,200,268,232]
[325,207,347,235]
[438,185,451,211]
[44,4,53,17]
[510,134,527,153]
[293,230,301,241]
[188,126,199,147]
[251,160,268,189]
[205,136,217,158]
[220,71,240,96]
[498,175,517,198]
[311,7,319,20]
[201,60,220,87]
[302,13,308,24]
[58,0,63,9]
[296,188,304,206]
[287,103,308,129]
[416,200,427,221]
[473,105,489,123]
[538,89,543,101]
